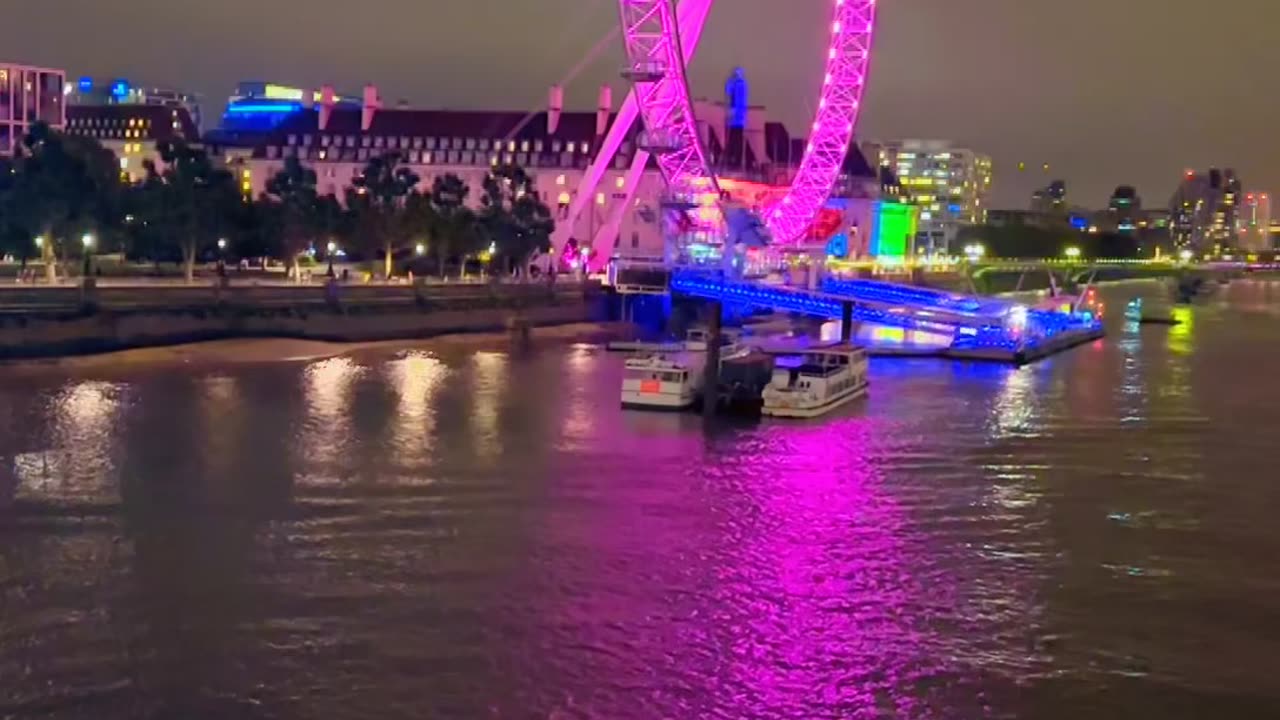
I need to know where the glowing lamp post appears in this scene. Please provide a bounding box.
[963,243,985,262]
[80,233,94,277]
[1178,249,1193,263]
[326,241,338,278]
[1064,246,1081,261]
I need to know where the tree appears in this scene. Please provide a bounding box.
[137,140,239,282]
[3,123,124,280]
[478,163,555,277]
[262,156,321,280]
[345,152,420,280]
[426,173,480,278]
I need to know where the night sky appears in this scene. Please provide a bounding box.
[7,0,1277,208]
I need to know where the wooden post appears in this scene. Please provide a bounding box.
[840,300,854,342]
[702,300,722,418]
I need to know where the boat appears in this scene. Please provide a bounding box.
[761,342,869,418]
[619,331,751,412]
[620,352,701,410]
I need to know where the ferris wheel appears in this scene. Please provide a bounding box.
[557,0,878,268]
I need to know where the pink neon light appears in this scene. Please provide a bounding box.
[617,0,878,245]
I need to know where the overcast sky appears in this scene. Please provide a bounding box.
[6,0,1277,208]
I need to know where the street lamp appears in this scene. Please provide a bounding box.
[217,238,227,251]
[326,241,338,278]
[963,243,985,262]
[1178,248,1193,263]
[81,233,94,277]
[415,243,426,256]
[1064,246,1081,260]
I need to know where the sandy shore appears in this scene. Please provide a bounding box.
[0,322,632,375]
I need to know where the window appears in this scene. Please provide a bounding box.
[507,140,516,152]
[556,174,566,186]
[520,140,529,152]
[566,141,576,153]
[466,138,476,150]
[361,136,371,148]
[287,134,297,146]
[552,141,562,153]
[534,140,543,152]
[426,137,437,149]
[373,136,384,148]
[302,134,312,146]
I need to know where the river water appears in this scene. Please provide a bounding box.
[2,282,1280,719]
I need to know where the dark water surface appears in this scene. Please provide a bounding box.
[3,282,1280,719]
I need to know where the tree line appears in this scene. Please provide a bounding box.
[0,123,556,282]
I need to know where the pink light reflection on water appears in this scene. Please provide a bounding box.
[689,417,974,719]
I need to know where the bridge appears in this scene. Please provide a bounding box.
[669,270,1104,364]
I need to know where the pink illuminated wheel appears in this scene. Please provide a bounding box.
[616,0,878,244]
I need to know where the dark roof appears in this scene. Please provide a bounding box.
[65,104,200,144]
[269,108,625,144]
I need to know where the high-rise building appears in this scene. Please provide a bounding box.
[1107,185,1142,233]
[1239,192,1271,252]
[867,140,991,253]
[0,62,66,157]
[1030,180,1068,215]
[1170,168,1244,251]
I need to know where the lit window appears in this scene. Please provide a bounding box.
[596,192,605,205]
[615,176,625,189]
[520,140,529,152]
[507,140,516,152]
[566,142,576,153]
[556,174,566,186]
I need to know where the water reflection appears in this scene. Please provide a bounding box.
[299,357,363,480]
[2,285,1280,718]
[468,352,507,461]
[16,381,126,501]
[387,352,448,471]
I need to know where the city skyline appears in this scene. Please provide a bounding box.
[5,0,1277,209]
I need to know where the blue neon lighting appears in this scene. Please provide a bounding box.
[1069,215,1088,230]
[670,270,1102,355]
[225,102,303,115]
[78,77,93,93]
[111,79,130,98]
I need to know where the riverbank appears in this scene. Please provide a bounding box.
[0,281,606,361]
[0,321,630,375]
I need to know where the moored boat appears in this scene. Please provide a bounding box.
[761,342,869,418]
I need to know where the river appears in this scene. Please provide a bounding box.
[2,282,1280,719]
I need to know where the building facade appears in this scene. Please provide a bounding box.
[64,104,201,182]
[0,62,66,157]
[210,84,891,263]
[1170,168,1243,252]
[67,76,203,133]
[866,140,991,254]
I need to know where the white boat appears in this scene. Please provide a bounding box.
[619,331,751,412]
[620,352,701,410]
[761,342,869,418]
